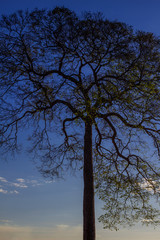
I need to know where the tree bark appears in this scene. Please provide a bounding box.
[83,121,95,240]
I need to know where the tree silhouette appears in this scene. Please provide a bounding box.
[1,7,160,240]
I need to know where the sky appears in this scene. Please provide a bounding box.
[1,0,160,240]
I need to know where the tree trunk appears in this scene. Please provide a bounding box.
[83,121,95,240]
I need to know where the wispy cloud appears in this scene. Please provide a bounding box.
[16,178,25,183]
[56,224,70,229]
[10,190,19,194]
[0,177,8,183]
[26,179,43,187]
[0,224,82,240]
[0,219,12,224]
[0,188,8,194]
[141,219,154,223]
[140,179,160,192]
[0,176,54,195]
[11,182,28,188]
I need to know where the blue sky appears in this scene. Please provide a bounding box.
[1,0,160,240]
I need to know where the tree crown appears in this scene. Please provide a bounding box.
[0,7,160,229]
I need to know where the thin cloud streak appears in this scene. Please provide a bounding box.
[11,182,28,188]
[16,178,25,183]
[0,176,54,194]
[0,224,160,240]
[0,224,82,240]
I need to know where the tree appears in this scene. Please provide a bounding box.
[0,7,160,240]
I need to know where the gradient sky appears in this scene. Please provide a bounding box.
[1,0,160,239]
